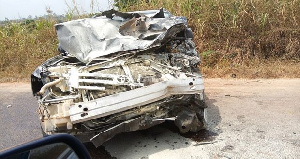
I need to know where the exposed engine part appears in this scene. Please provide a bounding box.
[31,8,206,147]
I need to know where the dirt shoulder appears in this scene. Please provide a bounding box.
[202,78,300,158]
[201,61,300,79]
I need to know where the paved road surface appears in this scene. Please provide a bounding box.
[0,79,299,158]
[0,83,42,151]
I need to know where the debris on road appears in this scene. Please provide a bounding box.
[193,141,217,146]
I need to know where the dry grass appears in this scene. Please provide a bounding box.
[0,19,58,80]
[119,0,300,58]
[0,0,300,82]
[115,0,300,78]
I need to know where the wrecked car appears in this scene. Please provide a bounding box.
[31,8,206,147]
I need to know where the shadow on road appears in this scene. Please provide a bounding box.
[205,95,222,133]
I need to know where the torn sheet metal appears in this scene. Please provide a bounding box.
[31,8,206,147]
[55,8,188,63]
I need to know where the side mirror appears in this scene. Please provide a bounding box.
[0,134,91,159]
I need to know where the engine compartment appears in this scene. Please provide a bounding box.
[31,8,206,147]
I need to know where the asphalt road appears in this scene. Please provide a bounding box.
[0,83,42,151]
[0,79,299,158]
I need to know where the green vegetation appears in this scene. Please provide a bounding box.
[0,0,300,81]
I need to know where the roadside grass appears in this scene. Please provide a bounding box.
[118,0,300,59]
[0,0,299,82]
[0,18,58,81]
[117,0,300,78]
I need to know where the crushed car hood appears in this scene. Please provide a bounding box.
[31,8,206,147]
[55,8,191,63]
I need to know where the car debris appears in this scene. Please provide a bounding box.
[31,8,207,147]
